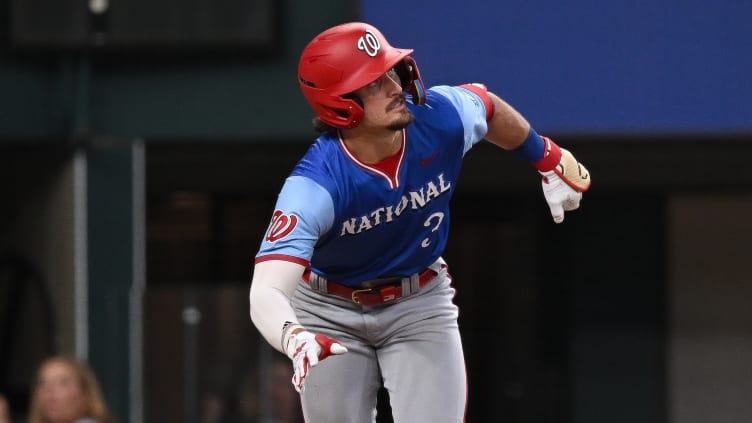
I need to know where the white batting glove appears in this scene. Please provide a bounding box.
[284,330,347,393]
[540,170,582,223]
[537,147,591,224]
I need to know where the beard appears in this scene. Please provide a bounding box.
[386,110,415,131]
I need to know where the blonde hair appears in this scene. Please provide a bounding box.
[28,355,113,423]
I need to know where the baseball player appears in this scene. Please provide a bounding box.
[249,22,591,423]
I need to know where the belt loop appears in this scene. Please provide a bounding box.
[309,272,328,294]
[401,277,411,296]
[307,272,317,290]
[409,272,419,294]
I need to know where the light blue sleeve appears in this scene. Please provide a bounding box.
[256,175,335,261]
[431,85,489,155]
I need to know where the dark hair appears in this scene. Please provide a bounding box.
[311,92,364,134]
[312,117,339,134]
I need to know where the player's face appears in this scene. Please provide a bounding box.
[354,67,414,130]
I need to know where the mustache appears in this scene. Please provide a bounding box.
[387,95,406,111]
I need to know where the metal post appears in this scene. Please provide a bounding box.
[182,288,201,423]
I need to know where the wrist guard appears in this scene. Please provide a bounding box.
[535,137,591,192]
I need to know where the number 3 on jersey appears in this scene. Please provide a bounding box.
[421,212,445,248]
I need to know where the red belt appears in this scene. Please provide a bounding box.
[302,267,440,305]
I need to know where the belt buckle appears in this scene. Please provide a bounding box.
[351,288,372,304]
[351,284,402,304]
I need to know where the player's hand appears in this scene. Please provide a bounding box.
[539,148,591,224]
[540,170,582,223]
[286,330,347,393]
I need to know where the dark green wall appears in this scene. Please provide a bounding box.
[0,1,358,141]
[0,3,358,422]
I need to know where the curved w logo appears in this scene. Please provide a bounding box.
[357,30,381,57]
[266,210,298,242]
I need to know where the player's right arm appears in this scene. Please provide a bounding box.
[249,259,306,353]
[249,259,347,392]
[249,174,332,350]
[249,174,347,391]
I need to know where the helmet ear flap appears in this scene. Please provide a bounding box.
[316,95,365,129]
[342,93,364,109]
[394,56,426,105]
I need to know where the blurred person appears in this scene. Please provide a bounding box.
[249,22,591,422]
[254,357,301,423]
[0,393,11,423]
[224,355,302,423]
[28,356,113,423]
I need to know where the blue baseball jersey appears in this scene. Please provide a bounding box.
[255,85,489,286]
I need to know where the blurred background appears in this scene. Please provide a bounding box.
[1,0,751,422]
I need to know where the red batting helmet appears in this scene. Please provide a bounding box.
[298,22,426,129]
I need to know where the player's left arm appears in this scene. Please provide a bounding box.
[461,84,591,223]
